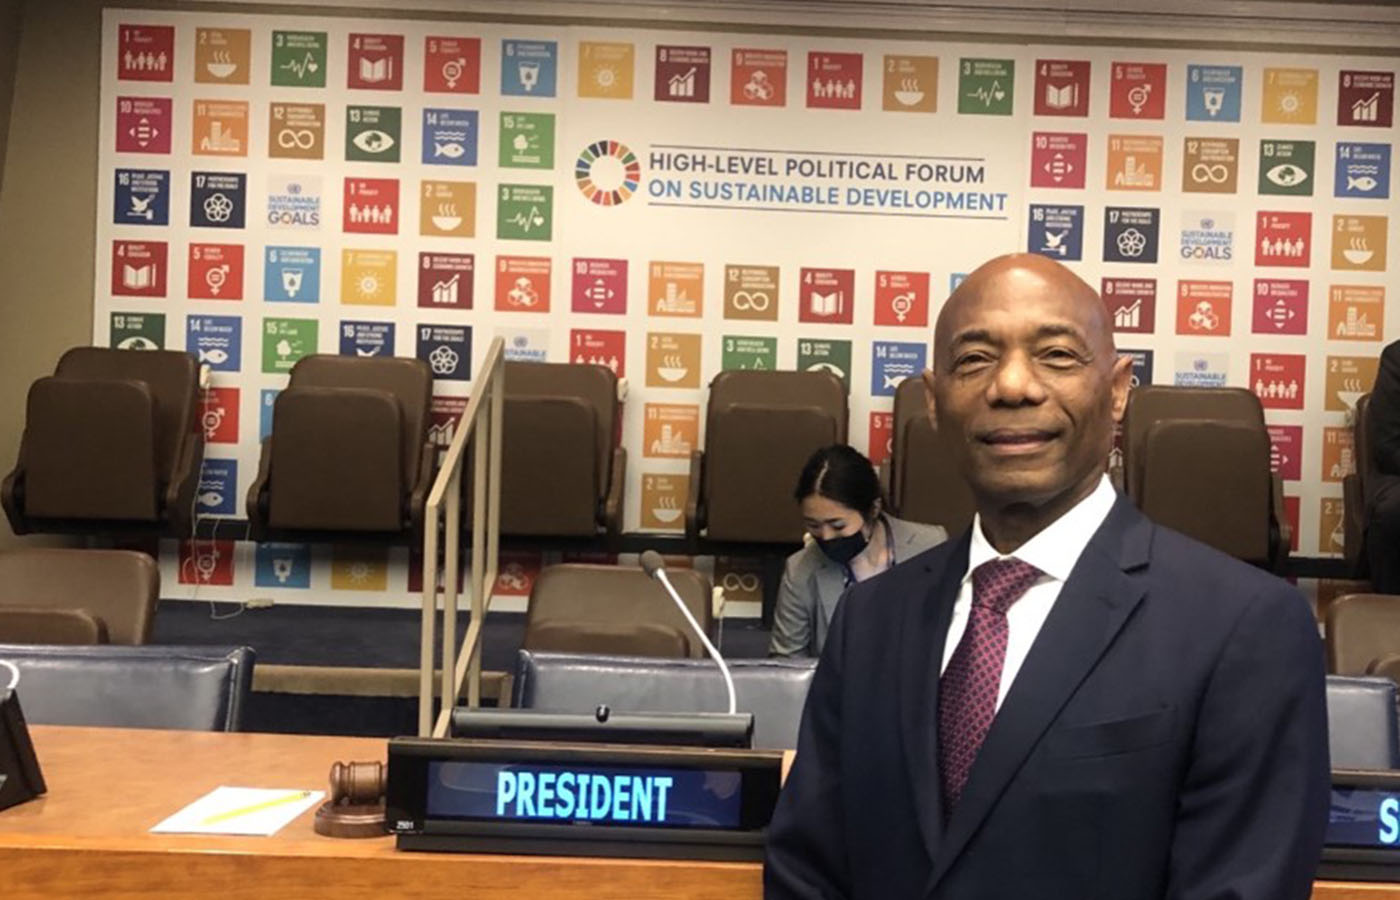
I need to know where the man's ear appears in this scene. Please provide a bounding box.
[1109,354,1134,423]
[921,368,937,426]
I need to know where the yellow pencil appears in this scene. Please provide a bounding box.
[200,790,313,826]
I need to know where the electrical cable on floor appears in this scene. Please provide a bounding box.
[187,368,247,622]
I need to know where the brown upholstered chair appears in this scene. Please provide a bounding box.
[0,548,158,644]
[1122,385,1289,570]
[1344,393,1373,576]
[2,348,202,537]
[885,378,976,534]
[247,355,434,540]
[1327,593,1400,675]
[686,370,847,545]
[473,361,624,540]
[523,563,714,659]
[1137,419,1274,565]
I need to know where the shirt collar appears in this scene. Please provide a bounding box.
[964,474,1118,585]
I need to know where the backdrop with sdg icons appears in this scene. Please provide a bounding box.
[96,10,1395,607]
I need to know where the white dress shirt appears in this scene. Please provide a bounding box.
[939,474,1118,710]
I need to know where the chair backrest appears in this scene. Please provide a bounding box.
[1326,675,1400,770]
[0,644,255,731]
[22,377,160,521]
[706,406,837,542]
[268,387,404,532]
[524,564,713,660]
[53,348,199,486]
[706,369,847,440]
[287,355,432,490]
[1357,392,1374,495]
[514,650,819,750]
[505,361,617,493]
[1122,385,1265,501]
[1137,419,1272,564]
[497,395,599,537]
[0,609,108,645]
[523,621,691,657]
[1327,593,1400,676]
[703,370,847,543]
[0,549,159,644]
[891,378,975,533]
[892,376,929,450]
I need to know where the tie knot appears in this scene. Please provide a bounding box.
[971,558,1041,614]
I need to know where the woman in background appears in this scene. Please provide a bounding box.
[769,444,946,657]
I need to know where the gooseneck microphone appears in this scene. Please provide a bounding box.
[639,550,737,716]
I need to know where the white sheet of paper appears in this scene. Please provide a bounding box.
[150,786,324,836]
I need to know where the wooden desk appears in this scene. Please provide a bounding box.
[0,726,760,899]
[0,725,1392,899]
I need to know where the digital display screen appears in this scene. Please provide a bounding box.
[1327,787,1400,848]
[425,761,743,829]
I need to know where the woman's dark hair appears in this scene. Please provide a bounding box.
[793,444,882,516]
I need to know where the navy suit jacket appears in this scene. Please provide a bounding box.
[765,497,1329,900]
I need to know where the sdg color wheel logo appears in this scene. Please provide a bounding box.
[576,140,640,206]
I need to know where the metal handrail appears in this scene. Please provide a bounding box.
[419,337,505,737]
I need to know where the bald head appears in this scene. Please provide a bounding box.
[934,253,1114,372]
[922,252,1134,545]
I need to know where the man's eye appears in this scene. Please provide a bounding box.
[1041,348,1082,367]
[954,353,992,370]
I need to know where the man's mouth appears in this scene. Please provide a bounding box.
[977,429,1060,454]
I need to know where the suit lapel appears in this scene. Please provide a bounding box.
[813,559,846,628]
[900,530,970,865]
[926,499,1153,892]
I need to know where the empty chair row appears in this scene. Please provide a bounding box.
[4,348,852,548]
[1,347,1310,569]
[2,348,626,545]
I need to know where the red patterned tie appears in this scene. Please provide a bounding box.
[938,558,1042,811]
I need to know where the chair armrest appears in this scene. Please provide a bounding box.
[878,459,893,514]
[245,438,274,535]
[1342,473,1370,576]
[2,461,27,535]
[603,446,626,542]
[165,433,202,536]
[408,441,435,530]
[685,449,705,547]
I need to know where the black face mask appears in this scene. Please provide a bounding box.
[816,529,869,566]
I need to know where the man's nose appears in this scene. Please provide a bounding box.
[988,351,1048,405]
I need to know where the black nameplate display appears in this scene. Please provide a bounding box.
[386,738,783,861]
[0,689,46,813]
[450,708,754,748]
[1320,769,1400,881]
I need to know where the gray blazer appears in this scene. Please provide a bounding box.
[769,515,947,657]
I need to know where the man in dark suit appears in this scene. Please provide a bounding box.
[1366,338,1400,593]
[765,253,1329,899]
